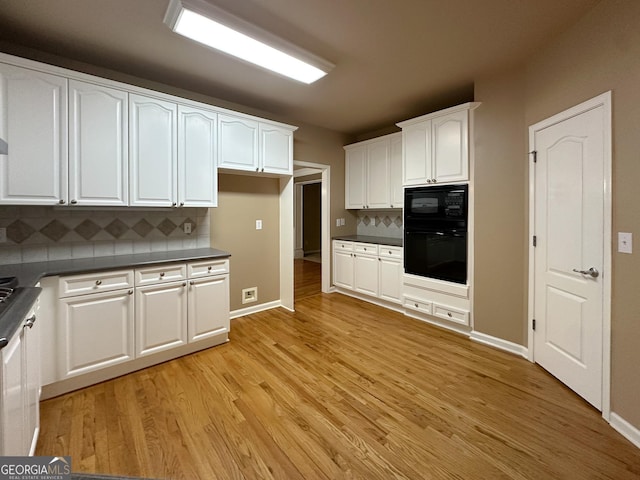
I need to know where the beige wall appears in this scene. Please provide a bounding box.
[210,175,280,311]
[473,66,528,345]
[524,0,640,430]
[474,0,640,429]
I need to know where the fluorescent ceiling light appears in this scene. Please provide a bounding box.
[164,0,332,84]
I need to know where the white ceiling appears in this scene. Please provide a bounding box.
[0,0,599,136]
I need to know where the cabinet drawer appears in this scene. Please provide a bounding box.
[135,263,187,286]
[353,243,378,255]
[433,303,469,325]
[378,246,403,259]
[333,240,353,252]
[59,269,133,297]
[188,258,229,278]
[403,297,432,315]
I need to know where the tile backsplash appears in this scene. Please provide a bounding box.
[357,210,403,239]
[0,206,210,264]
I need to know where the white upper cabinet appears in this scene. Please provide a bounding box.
[69,80,128,206]
[345,145,367,209]
[389,134,403,208]
[0,63,67,205]
[217,114,259,172]
[177,105,217,207]
[218,113,295,175]
[129,94,177,207]
[344,132,401,209]
[260,124,293,175]
[398,104,476,186]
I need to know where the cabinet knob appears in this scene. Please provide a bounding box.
[58,199,65,205]
[95,280,102,286]
[172,202,177,207]
[128,289,133,295]
[70,199,78,205]
[160,272,165,277]
[261,167,265,172]
[427,179,432,184]
[207,266,212,271]
[415,303,419,308]
[256,168,259,172]
[182,282,187,287]
[24,315,36,329]
[190,280,195,286]
[432,178,436,183]
[390,204,393,208]
[447,312,452,317]
[179,202,184,207]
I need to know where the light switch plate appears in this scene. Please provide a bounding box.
[618,232,632,254]
[256,219,262,230]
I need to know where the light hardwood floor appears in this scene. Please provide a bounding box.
[37,278,639,479]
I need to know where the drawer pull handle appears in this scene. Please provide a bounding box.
[95,280,102,286]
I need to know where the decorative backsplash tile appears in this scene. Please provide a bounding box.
[357,211,403,239]
[0,206,210,264]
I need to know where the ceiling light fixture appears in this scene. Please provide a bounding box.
[164,0,333,84]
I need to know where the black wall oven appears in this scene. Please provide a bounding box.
[404,184,468,284]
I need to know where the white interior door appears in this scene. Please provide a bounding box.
[530,93,611,411]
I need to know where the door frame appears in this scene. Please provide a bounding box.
[527,91,612,419]
[296,179,322,258]
[293,160,331,294]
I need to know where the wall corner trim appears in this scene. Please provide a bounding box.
[610,412,640,449]
[470,330,529,359]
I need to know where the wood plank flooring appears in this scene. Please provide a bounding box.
[294,258,321,301]
[37,291,639,479]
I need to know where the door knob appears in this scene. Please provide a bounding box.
[572,267,599,278]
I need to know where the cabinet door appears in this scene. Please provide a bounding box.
[353,254,379,296]
[136,281,187,357]
[333,250,354,289]
[379,257,402,303]
[188,275,229,342]
[129,94,177,206]
[0,63,67,205]
[402,120,432,186]
[366,139,390,208]
[389,134,403,208]
[24,312,40,455]
[60,289,134,378]
[69,80,128,206]
[217,114,259,172]
[345,146,366,209]
[432,110,468,183]
[1,329,25,455]
[260,124,293,174]
[178,105,217,207]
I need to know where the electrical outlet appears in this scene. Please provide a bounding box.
[0,228,6,243]
[256,219,262,230]
[340,218,346,226]
[183,222,192,234]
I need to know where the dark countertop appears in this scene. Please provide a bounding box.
[0,248,231,350]
[332,235,403,247]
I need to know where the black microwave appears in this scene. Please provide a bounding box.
[404,184,468,229]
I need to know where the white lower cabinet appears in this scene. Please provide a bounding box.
[332,240,403,304]
[1,301,40,456]
[135,280,188,357]
[59,286,134,378]
[47,258,229,396]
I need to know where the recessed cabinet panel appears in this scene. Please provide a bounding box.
[178,105,217,207]
[260,124,293,174]
[345,147,366,209]
[60,289,134,378]
[188,276,229,342]
[1,331,24,455]
[353,253,379,296]
[333,249,354,289]
[136,281,188,357]
[0,64,67,204]
[218,114,259,172]
[402,121,432,186]
[69,80,128,206]
[432,110,468,183]
[129,94,177,206]
[366,140,390,208]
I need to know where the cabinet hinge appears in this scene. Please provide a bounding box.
[532,319,536,331]
[529,150,537,163]
[533,235,537,247]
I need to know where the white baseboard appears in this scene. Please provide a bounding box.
[610,412,640,449]
[231,300,283,319]
[470,330,529,359]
